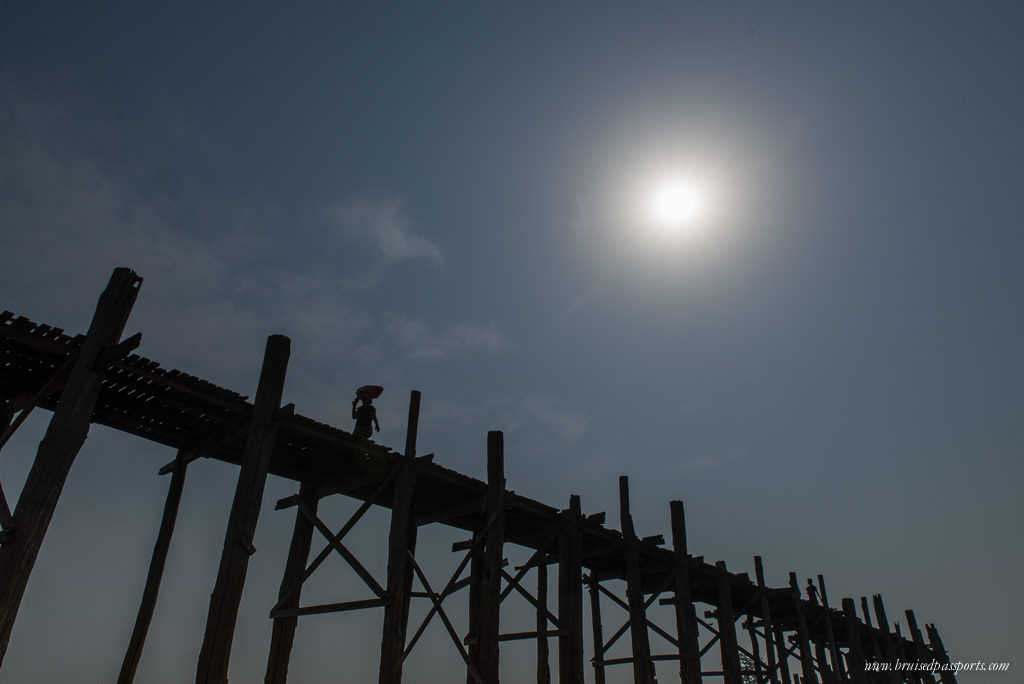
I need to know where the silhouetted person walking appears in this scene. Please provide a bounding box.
[352,391,380,439]
[806,578,819,605]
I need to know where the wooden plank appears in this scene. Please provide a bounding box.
[670,501,702,684]
[816,575,842,682]
[118,450,189,684]
[196,334,290,684]
[715,562,742,684]
[379,391,422,684]
[841,598,868,684]
[270,598,387,619]
[619,476,654,684]
[872,594,900,684]
[925,624,957,684]
[0,267,142,667]
[265,480,318,684]
[558,495,583,684]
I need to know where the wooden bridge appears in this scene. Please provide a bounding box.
[0,268,957,683]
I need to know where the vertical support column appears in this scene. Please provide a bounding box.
[0,267,142,666]
[904,611,936,684]
[815,576,842,683]
[860,597,883,664]
[537,562,551,684]
[588,576,606,684]
[841,598,868,684]
[871,595,899,684]
[670,501,701,684]
[467,431,505,684]
[118,450,189,684]
[196,334,290,684]
[715,561,742,684]
[558,494,583,684]
[265,480,319,684]
[619,476,654,684]
[754,557,780,684]
[924,625,957,684]
[380,390,422,684]
[789,573,817,684]
[772,623,792,684]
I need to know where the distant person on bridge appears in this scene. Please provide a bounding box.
[805,578,819,605]
[352,385,382,440]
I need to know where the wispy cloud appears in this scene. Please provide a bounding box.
[384,314,513,360]
[324,197,443,266]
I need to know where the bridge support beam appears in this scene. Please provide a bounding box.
[715,561,742,684]
[558,495,583,684]
[0,267,142,667]
[118,450,190,684]
[196,334,290,684]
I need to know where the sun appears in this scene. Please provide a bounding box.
[646,179,705,232]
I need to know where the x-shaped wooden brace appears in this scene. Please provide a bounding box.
[594,568,680,663]
[399,490,507,684]
[270,470,399,618]
[495,515,566,634]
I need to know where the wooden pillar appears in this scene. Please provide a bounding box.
[619,476,654,684]
[196,334,290,684]
[860,596,883,665]
[265,480,318,684]
[904,610,936,684]
[557,494,583,684]
[588,576,606,684]
[789,573,817,684]
[841,598,868,684]
[715,561,742,684]
[537,562,551,684]
[379,391,423,684]
[815,576,842,682]
[871,595,899,684]
[754,557,780,684]
[467,431,505,683]
[773,623,792,684]
[925,625,957,684]
[670,501,701,684]
[814,642,831,683]
[118,450,189,684]
[0,267,142,666]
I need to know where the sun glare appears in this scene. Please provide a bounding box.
[647,179,705,232]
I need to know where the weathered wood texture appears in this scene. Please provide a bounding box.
[753,557,779,684]
[196,335,290,684]
[842,598,868,684]
[0,267,141,665]
[379,391,422,684]
[716,561,742,684]
[537,562,551,684]
[265,480,318,684]
[789,572,817,684]
[118,450,189,684]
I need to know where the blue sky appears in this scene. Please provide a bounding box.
[1,3,1022,682]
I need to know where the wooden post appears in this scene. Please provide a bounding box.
[558,494,583,684]
[841,598,868,684]
[670,501,701,684]
[772,623,792,684]
[467,431,505,683]
[379,390,423,684]
[871,595,899,684]
[904,610,936,684]
[815,576,842,682]
[925,625,957,684]
[716,561,742,684]
[196,334,290,684]
[619,477,654,684]
[118,450,189,684]
[754,557,780,684]
[265,481,319,684]
[588,576,606,684]
[789,573,817,684]
[0,267,142,665]
[537,562,551,684]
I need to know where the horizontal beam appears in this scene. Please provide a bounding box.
[269,597,387,619]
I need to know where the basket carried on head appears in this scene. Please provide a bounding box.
[356,385,384,400]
